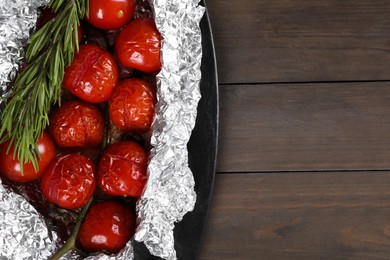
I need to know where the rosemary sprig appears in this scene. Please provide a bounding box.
[0,0,89,172]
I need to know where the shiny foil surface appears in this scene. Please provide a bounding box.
[0,178,57,259]
[0,0,48,108]
[134,0,205,259]
[0,0,204,259]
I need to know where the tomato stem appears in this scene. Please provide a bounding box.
[49,197,94,260]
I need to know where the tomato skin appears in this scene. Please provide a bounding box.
[49,100,104,148]
[0,132,55,183]
[63,44,118,103]
[78,201,135,253]
[40,154,96,209]
[115,18,161,73]
[109,78,155,133]
[86,0,135,30]
[98,141,147,197]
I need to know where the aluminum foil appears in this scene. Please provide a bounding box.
[0,0,48,108]
[0,178,57,259]
[134,0,205,259]
[0,0,205,259]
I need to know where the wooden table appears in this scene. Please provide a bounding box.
[199,1,390,259]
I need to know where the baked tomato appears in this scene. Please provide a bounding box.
[0,132,55,183]
[78,201,135,253]
[63,44,118,103]
[98,141,147,197]
[109,78,155,133]
[48,100,104,148]
[41,154,96,209]
[86,0,135,30]
[115,18,161,73]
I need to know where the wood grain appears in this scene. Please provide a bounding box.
[218,82,390,172]
[200,172,390,260]
[200,1,390,259]
[206,0,390,84]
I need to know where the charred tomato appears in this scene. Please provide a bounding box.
[115,18,161,73]
[86,0,136,30]
[48,100,104,148]
[98,141,147,197]
[0,132,55,183]
[40,154,96,209]
[77,200,135,253]
[63,44,118,103]
[109,78,155,133]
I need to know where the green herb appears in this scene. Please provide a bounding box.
[0,0,89,172]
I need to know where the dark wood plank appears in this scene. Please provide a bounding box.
[218,82,390,172]
[207,0,390,84]
[199,172,390,260]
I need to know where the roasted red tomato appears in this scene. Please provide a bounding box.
[86,0,135,30]
[0,132,55,183]
[78,201,135,253]
[41,154,96,209]
[115,18,161,73]
[49,100,104,148]
[63,44,118,103]
[98,141,147,197]
[109,78,155,133]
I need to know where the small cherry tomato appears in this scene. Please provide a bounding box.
[63,44,118,103]
[41,154,96,209]
[109,78,155,133]
[86,0,135,30]
[49,100,104,148]
[0,132,55,183]
[115,18,161,73]
[77,201,135,253]
[98,141,147,197]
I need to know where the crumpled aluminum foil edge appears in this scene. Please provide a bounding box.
[134,0,205,259]
[0,0,205,259]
